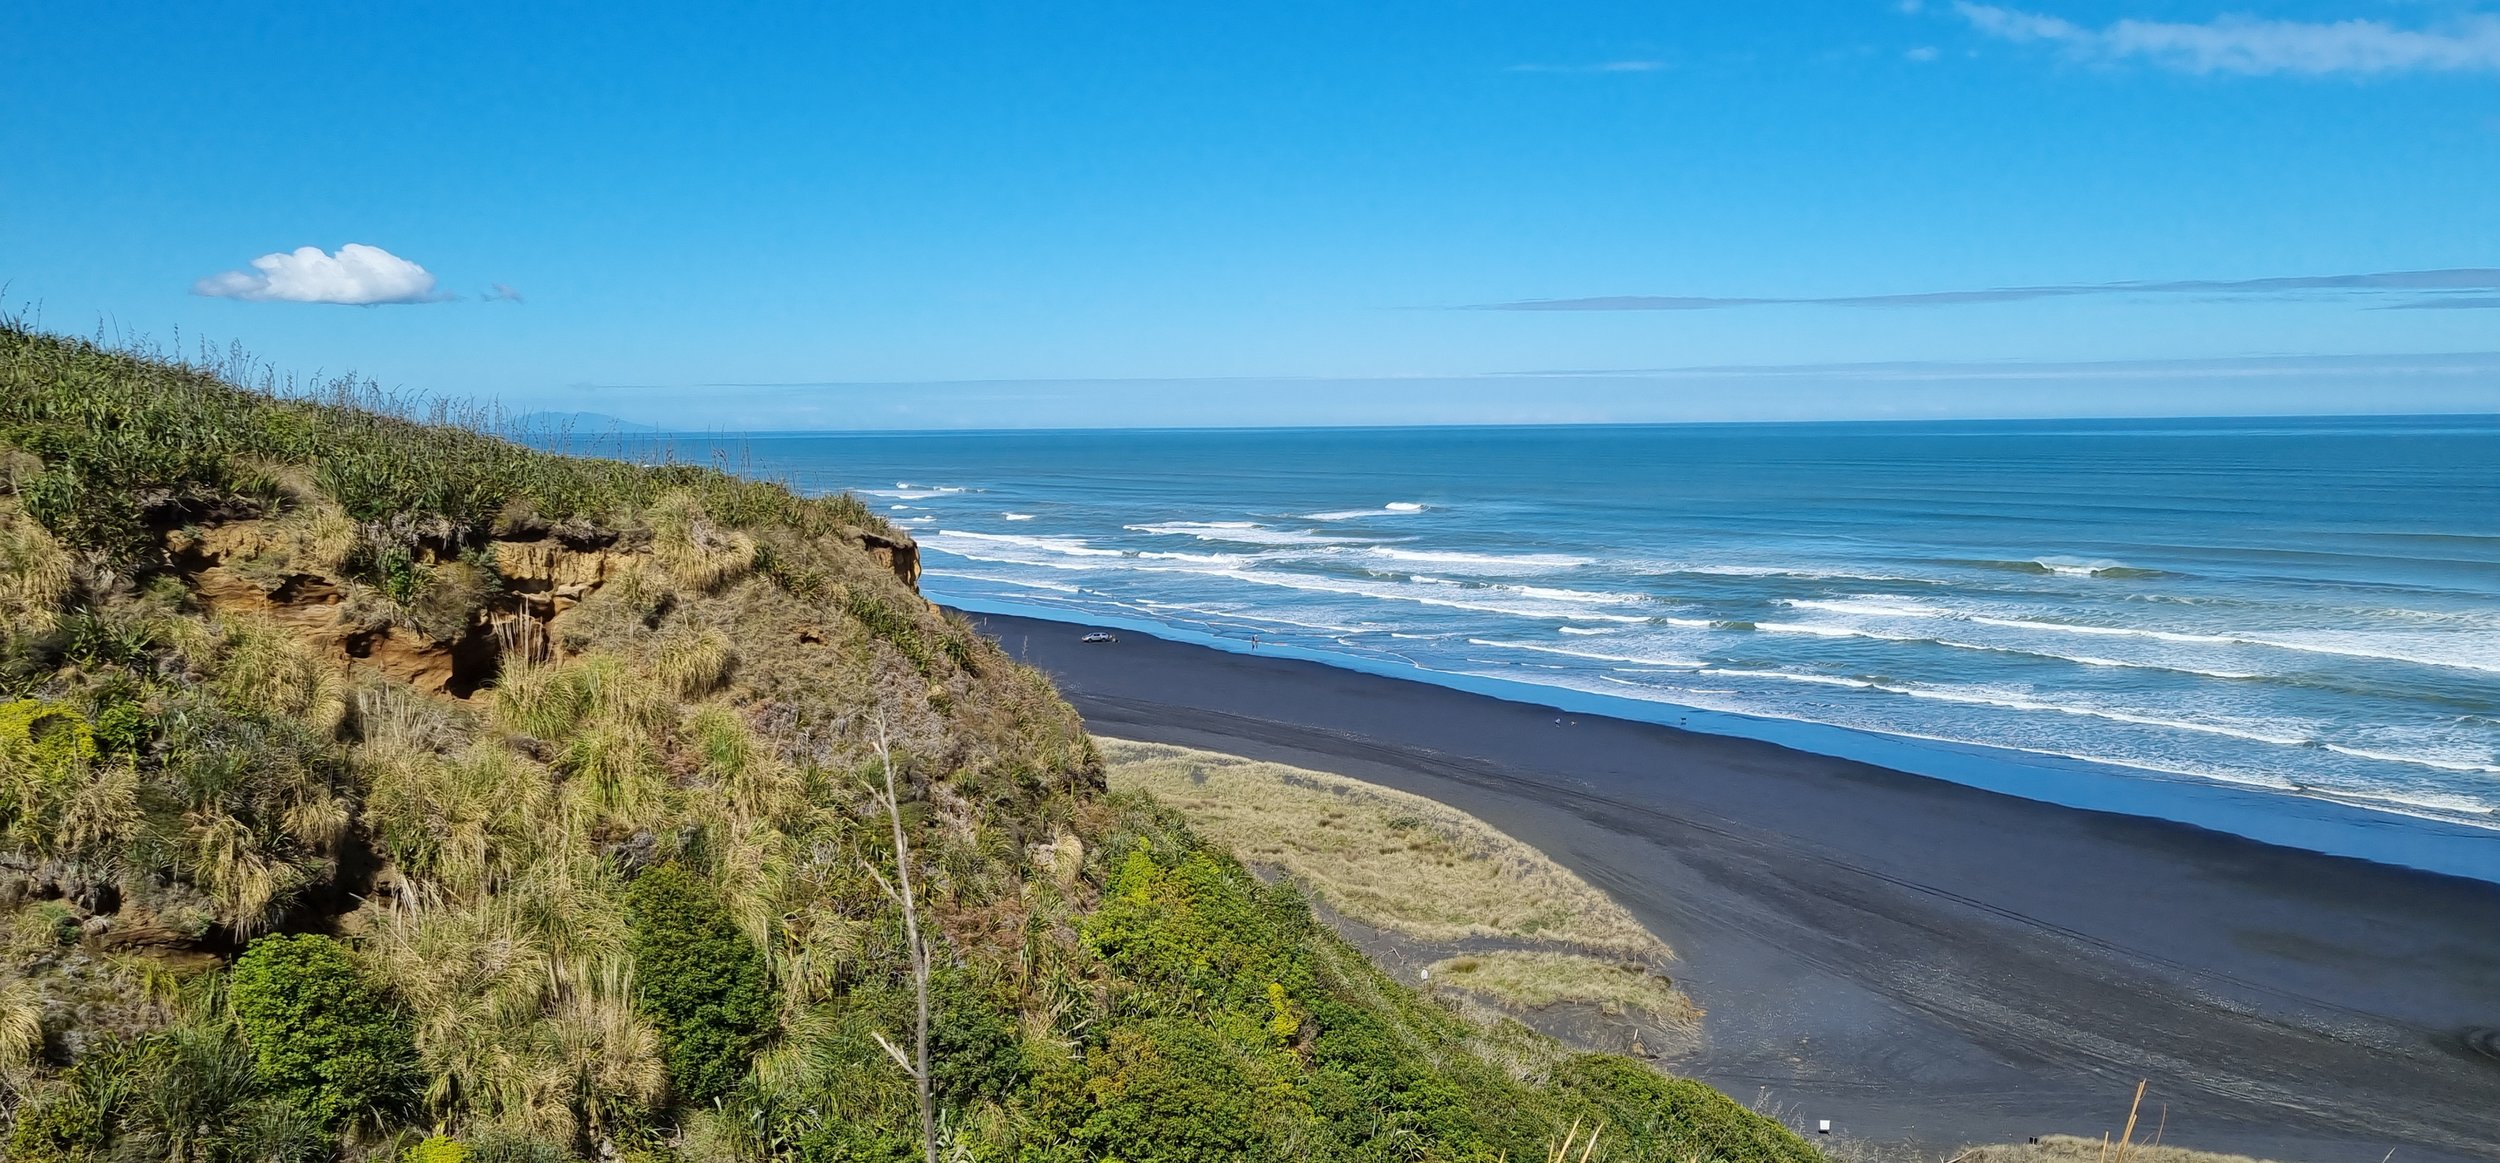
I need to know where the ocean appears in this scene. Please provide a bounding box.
[679,416,2499,871]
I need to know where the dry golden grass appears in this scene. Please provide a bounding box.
[1962,1135,2282,1163]
[0,499,71,636]
[1429,950,1697,1021]
[1101,738,1665,959]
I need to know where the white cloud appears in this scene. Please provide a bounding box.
[1956,3,2500,75]
[192,243,447,304]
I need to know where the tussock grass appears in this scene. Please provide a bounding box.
[1431,950,1697,1022]
[0,498,72,636]
[1101,738,1665,959]
[0,318,892,566]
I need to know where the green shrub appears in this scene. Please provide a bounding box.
[5,1085,107,1162]
[405,1135,473,1163]
[0,699,93,769]
[623,864,775,1105]
[0,700,95,852]
[227,933,421,1133]
[88,700,149,759]
[928,968,1024,1106]
[1550,1053,1825,1163]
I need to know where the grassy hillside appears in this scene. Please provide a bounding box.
[0,321,1823,1163]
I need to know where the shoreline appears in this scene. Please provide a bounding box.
[942,596,2500,884]
[963,609,2500,1163]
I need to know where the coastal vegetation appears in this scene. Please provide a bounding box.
[1426,952,1692,1028]
[1101,740,1696,1053]
[1953,1134,2282,1163]
[0,320,1819,1162]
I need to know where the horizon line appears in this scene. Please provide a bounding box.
[512,409,2500,441]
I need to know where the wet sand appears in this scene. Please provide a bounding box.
[966,611,2500,1163]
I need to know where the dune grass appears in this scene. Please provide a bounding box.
[1430,950,1698,1023]
[1101,738,1667,959]
[1961,1135,2281,1163]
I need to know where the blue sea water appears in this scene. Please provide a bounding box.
[674,417,2500,872]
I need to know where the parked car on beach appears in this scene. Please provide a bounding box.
[1081,631,1117,643]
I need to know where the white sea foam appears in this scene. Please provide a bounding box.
[1925,640,2266,680]
[936,530,1122,556]
[2315,783,2500,818]
[1968,616,2500,675]
[1204,570,1651,623]
[1534,670,2326,789]
[1360,546,1592,571]
[1557,626,1617,636]
[1002,512,1036,521]
[1655,563,1939,584]
[1784,598,1954,618]
[2034,556,2127,577]
[1751,621,1863,638]
[1306,503,1429,521]
[1730,613,2280,680]
[1415,661,2498,827]
[1887,685,2317,748]
[1497,584,1644,604]
[1680,668,2321,748]
[1126,521,1358,546]
[1697,668,1881,690]
[1135,550,1255,566]
[924,530,1119,571]
[1468,639,1706,668]
[945,572,1081,594]
[2320,744,2500,775]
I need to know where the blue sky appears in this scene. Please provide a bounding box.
[4,1,2497,427]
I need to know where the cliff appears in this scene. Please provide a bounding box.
[0,321,1821,1163]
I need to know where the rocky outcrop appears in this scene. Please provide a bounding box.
[850,525,921,587]
[160,516,920,700]
[170,521,503,697]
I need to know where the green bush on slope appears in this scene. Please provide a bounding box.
[228,933,421,1134]
[622,865,775,1105]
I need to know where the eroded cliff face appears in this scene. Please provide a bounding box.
[851,525,921,587]
[164,518,923,698]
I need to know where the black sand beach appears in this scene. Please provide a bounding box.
[965,611,2500,1163]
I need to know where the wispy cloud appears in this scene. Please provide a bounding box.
[1955,4,2500,75]
[484,282,526,304]
[2380,295,2500,310]
[192,243,448,305]
[1464,268,2500,312]
[1504,60,1667,74]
